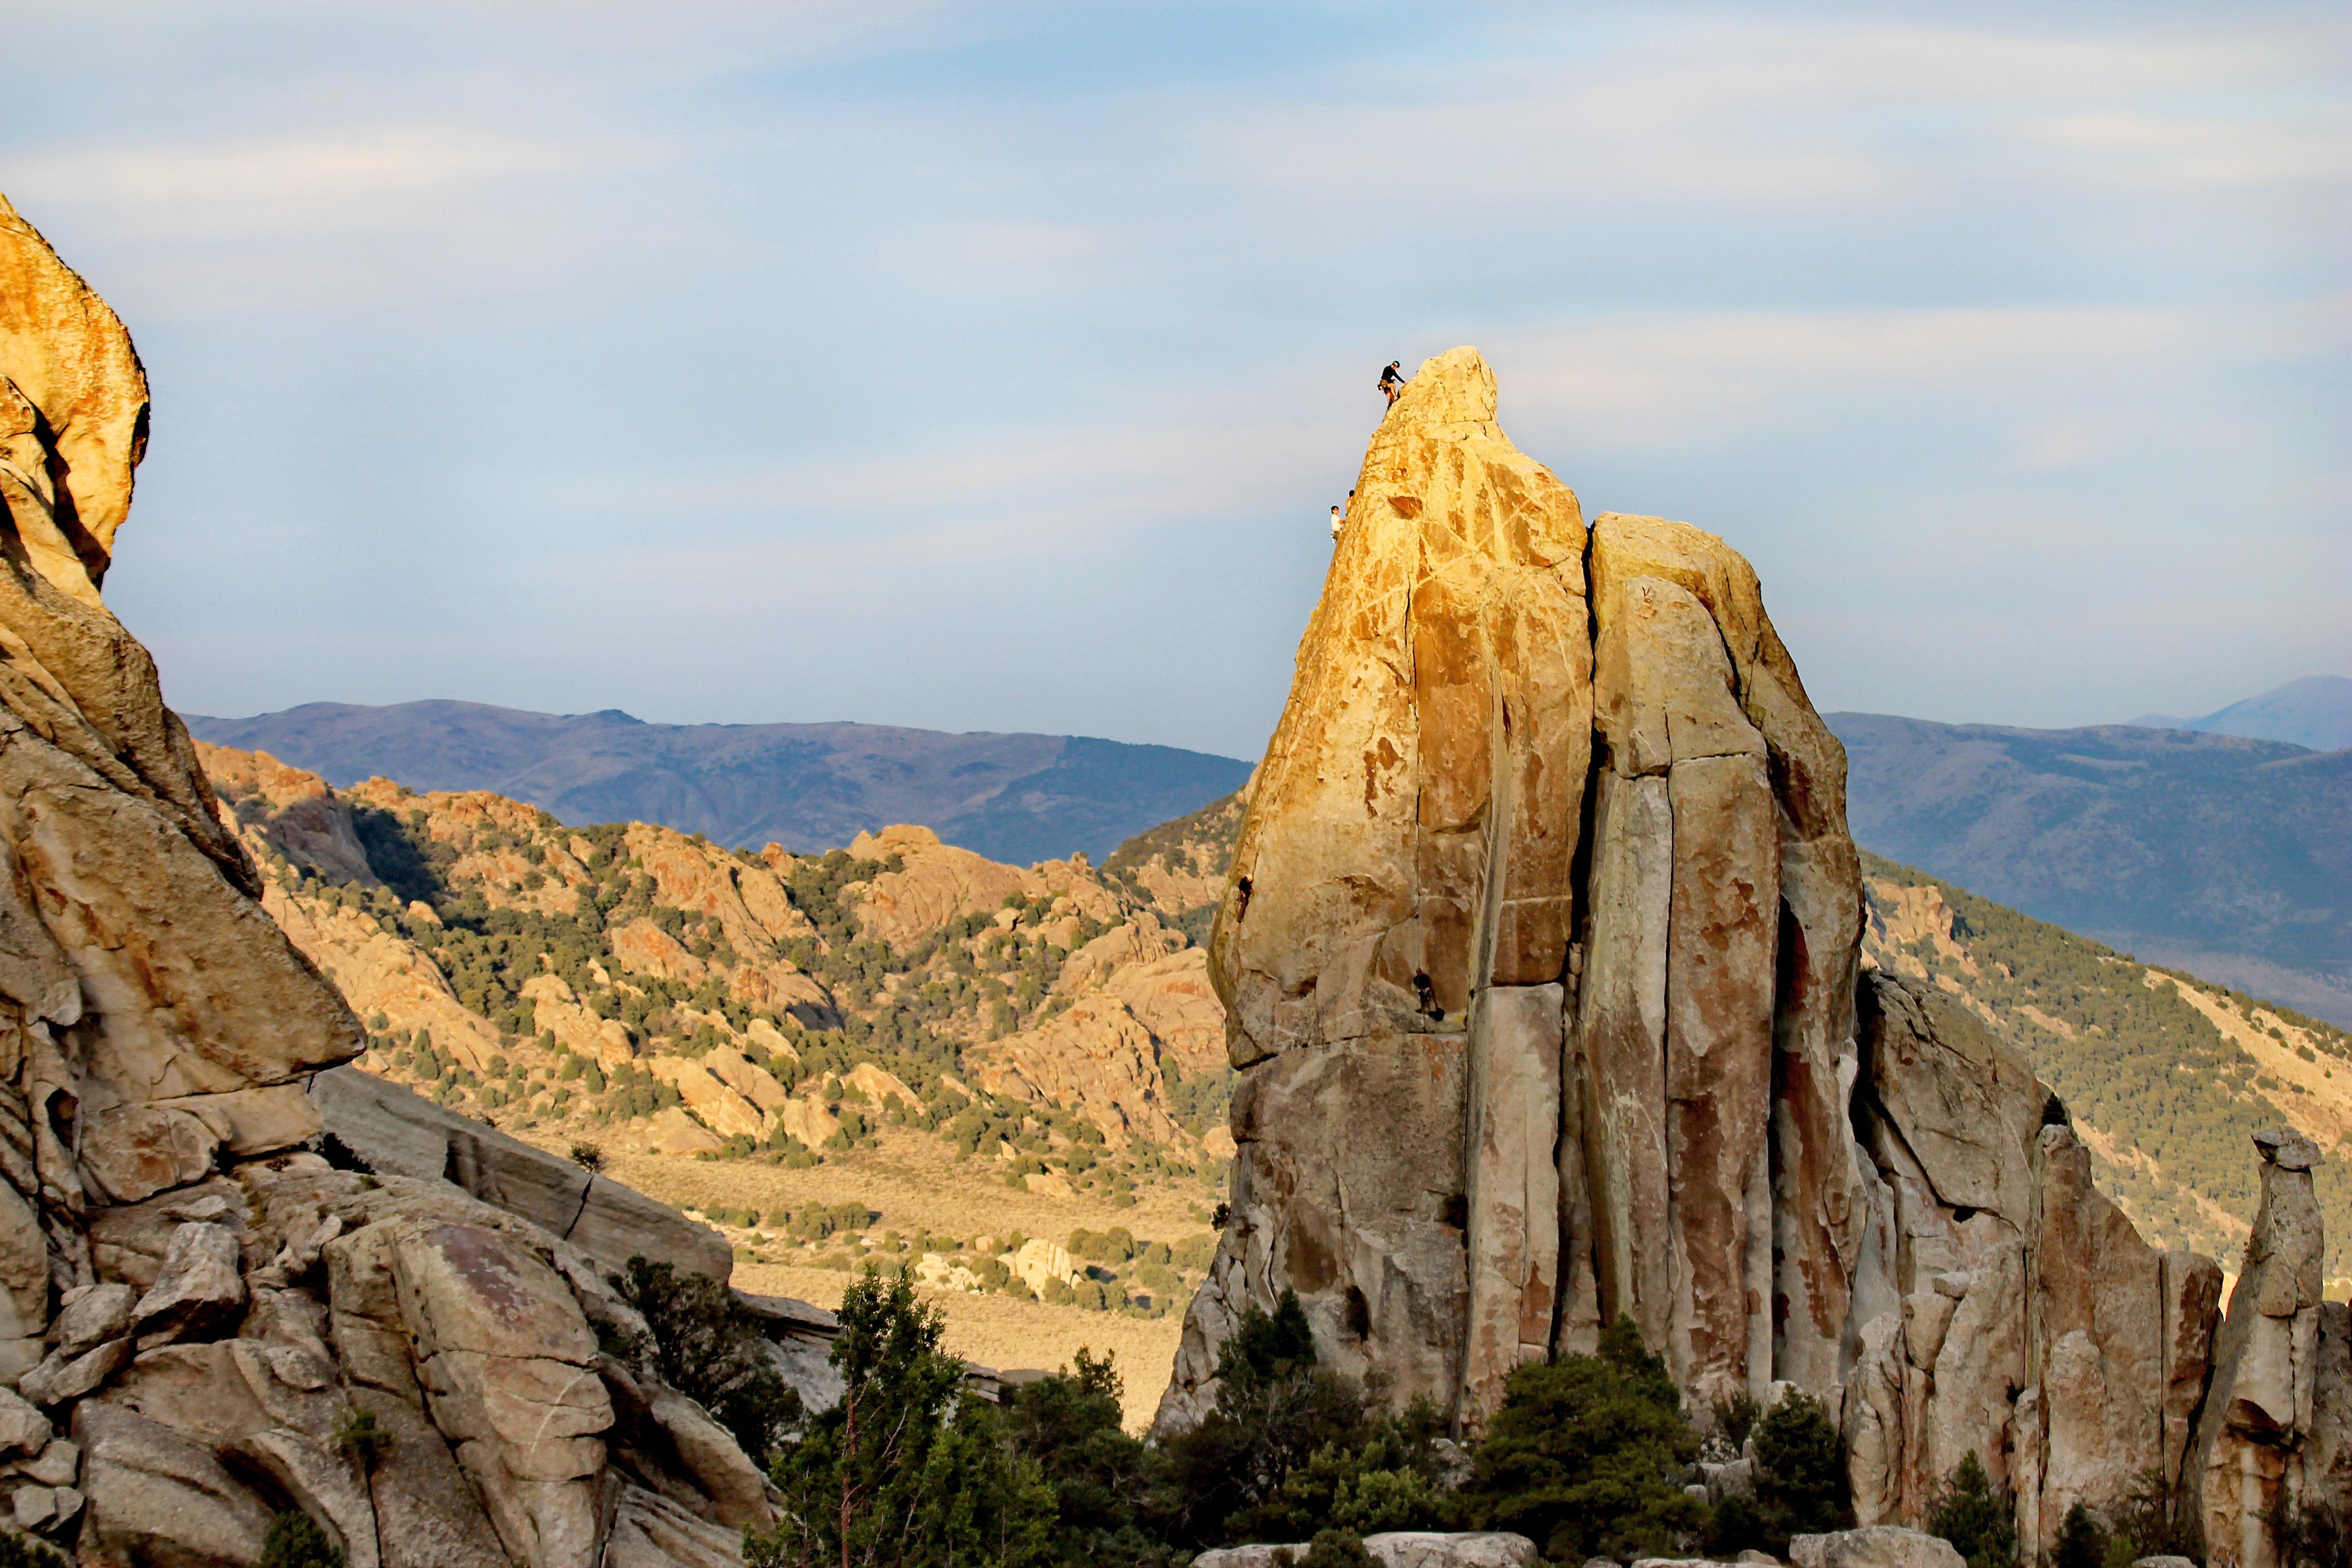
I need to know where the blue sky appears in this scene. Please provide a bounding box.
[7,1,2346,759]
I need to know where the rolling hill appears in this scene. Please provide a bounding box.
[2130,673,2352,753]
[184,699,1253,864]
[199,741,1241,1423]
[1830,711,2352,1025]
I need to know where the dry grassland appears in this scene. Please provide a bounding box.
[539,1124,1219,1248]
[731,1261,1183,1433]
[517,1125,1209,1434]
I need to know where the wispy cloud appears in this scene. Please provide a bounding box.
[1494,304,2205,451]
[11,124,666,242]
[10,2,2343,752]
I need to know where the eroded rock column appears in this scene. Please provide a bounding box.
[2191,1130,2327,1568]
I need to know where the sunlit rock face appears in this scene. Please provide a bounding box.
[1157,345,2340,1563]
[1162,346,1859,1433]
[0,194,761,1568]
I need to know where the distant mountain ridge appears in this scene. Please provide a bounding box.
[2128,673,2352,752]
[184,699,1253,865]
[1830,710,2352,1025]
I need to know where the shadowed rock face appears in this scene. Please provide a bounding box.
[1158,345,2344,1562]
[0,194,761,1567]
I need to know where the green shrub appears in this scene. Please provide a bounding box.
[1928,1452,2019,1568]
[0,1530,72,1568]
[1226,1397,1456,1544]
[610,1256,799,1462]
[2054,1502,2108,1568]
[259,1510,346,1568]
[2111,1469,2197,1561]
[750,1270,1055,1568]
[334,1405,388,1469]
[1752,1390,1849,1545]
[1457,1316,1704,1562]
[1292,1529,1378,1567]
[1707,1491,1767,1558]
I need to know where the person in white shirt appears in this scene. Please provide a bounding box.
[1330,505,1345,541]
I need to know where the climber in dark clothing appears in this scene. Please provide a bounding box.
[1379,361,1406,405]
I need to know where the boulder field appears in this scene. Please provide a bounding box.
[1160,346,2352,1566]
[0,196,790,1564]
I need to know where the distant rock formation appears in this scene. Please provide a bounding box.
[0,194,776,1565]
[1162,345,2346,1566]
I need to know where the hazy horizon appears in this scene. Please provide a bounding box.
[8,2,2346,758]
[180,671,2352,763]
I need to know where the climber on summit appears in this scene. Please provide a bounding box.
[1379,361,1406,405]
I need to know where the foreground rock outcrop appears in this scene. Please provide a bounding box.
[1162,346,2348,1565]
[1194,1531,1538,1568]
[0,194,769,1565]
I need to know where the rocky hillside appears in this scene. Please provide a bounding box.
[1099,788,1244,935]
[215,720,2352,1326]
[200,741,1237,1321]
[187,699,1253,865]
[1831,710,2352,1025]
[1859,851,2352,1277]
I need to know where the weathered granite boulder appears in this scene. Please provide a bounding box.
[1363,1534,1540,1568]
[0,190,778,1564]
[1838,975,2219,1551]
[0,1386,48,1456]
[1789,1526,1963,1568]
[308,1063,731,1279]
[1194,1532,1538,1568]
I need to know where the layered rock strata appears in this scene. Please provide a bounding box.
[0,194,767,1565]
[1161,346,2348,1564]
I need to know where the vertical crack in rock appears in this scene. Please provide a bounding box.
[1157,343,2348,1567]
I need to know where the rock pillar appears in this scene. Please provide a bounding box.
[2190,1130,2327,1568]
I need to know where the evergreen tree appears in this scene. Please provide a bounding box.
[2054,1502,2109,1568]
[750,1270,1055,1568]
[1928,1453,2019,1568]
[1161,1289,1369,1546]
[1752,1390,1850,1547]
[1003,1349,1170,1565]
[1457,1316,1705,1562]
[611,1256,799,1463]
